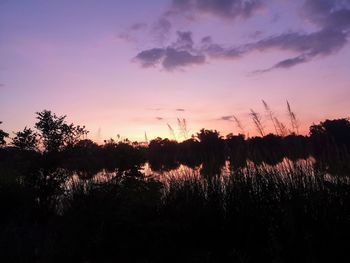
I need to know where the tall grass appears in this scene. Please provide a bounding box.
[2,160,350,262]
[287,100,300,134]
[167,123,176,140]
[262,99,278,135]
[250,109,265,136]
[177,118,189,140]
[232,115,246,135]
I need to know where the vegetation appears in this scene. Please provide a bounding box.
[0,121,9,146]
[1,110,350,262]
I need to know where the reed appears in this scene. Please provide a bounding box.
[250,109,265,137]
[262,99,278,135]
[287,100,300,134]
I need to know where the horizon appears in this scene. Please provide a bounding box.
[1,0,350,142]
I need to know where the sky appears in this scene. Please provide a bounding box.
[1,0,350,142]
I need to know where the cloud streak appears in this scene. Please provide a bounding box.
[221,115,235,121]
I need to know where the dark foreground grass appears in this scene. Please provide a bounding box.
[1,163,350,263]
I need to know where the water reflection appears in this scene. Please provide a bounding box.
[67,157,318,187]
[66,157,316,188]
[143,157,316,178]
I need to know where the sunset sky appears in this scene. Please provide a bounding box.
[1,0,350,142]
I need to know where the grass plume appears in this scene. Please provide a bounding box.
[250,109,265,137]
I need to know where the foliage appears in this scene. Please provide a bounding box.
[310,118,350,146]
[0,121,9,146]
[12,127,38,151]
[35,110,88,152]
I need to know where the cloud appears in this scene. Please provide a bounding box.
[134,0,350,72]
[302,0,350,29]
[271,55,309,69]
[221,115,234,121]
[171,0,263,20]
[251,29,347,55]
[201,0,350,72]
[172,31,194,50]
[135,47,205,70]
[162,48,205,70]
[249,30,263,39]
[134,31,206,70]
[118,23,148,43]
[249,0,350,72]
[152,17,172,44]
[135,48,165,67]
[251,55,310,74]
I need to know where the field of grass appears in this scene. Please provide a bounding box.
[1,161,349,262]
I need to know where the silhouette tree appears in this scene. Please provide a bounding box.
[12,127,38,151]
[197,129,225,176]
[310,118,350,174]
[0,121,9,146]
[225,133,247,168]
[197,129,222,145]
[310,118,350,147]
[35,110,88,153]
[148,137,179,171]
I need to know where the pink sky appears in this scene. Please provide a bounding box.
[1,0,349,142]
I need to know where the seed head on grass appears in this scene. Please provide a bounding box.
[250,109,265,137]
[262,100,278,135]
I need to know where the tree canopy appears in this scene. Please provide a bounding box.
[0,121,9,146]
[12,127,38,151]
[35,110,88,153]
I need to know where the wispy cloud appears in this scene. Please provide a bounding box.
[221,115,234,121]
[118,22,148,43]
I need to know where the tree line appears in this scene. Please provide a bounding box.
[1,110,350,175]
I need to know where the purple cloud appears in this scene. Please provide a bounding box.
[198,0,350,71]
[135,48,165,68]
[134,0,350,72]
[162,48,205,70]
[152,17,172,44]
[134,31,206,70]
